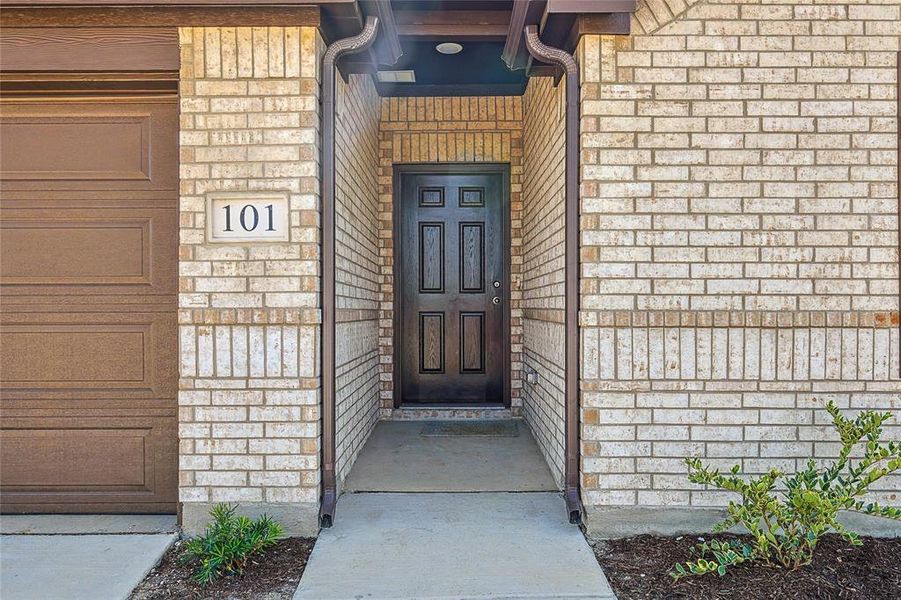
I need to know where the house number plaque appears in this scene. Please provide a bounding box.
[206,192,290,243]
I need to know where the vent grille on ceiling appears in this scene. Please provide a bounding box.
[376,70,416,83]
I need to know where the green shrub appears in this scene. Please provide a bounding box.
[671,400,900,580]
[182,503,284,585]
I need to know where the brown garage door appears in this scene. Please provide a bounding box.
[0,28,179,513]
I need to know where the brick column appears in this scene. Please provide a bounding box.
[177,26,323,535]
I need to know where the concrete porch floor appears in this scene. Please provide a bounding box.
[341,419,559,493]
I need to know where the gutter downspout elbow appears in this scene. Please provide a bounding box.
[320,16,379,529]
[523,25,583,525]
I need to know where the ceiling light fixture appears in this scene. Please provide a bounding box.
[436,42,463,55]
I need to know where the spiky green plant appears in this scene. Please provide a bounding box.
[181,503,284,585]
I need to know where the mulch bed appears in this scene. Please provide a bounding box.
[129,537,315,600]
[591,534,901,600]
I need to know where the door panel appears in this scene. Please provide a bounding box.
[460,223,484,292]
[398,167,507,404]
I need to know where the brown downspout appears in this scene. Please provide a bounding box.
[523,25,583,524]
[320,15,379,528]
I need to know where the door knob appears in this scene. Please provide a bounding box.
[492,297,501,305]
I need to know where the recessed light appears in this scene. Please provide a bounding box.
[436,42,463,55]
[377,70,416,83]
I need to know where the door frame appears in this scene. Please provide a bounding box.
[392,162,511,408]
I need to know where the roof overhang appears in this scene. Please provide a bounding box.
[0,0,637,95]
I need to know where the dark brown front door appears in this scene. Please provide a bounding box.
[396,165,508,404]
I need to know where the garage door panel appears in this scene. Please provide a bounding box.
[0,38,178,513]
[0,312,177,398]
[1,428,150,488]
[0,414,177,512]
[0,207,177,296]
[2,221,149,283]
[0,100,177,191]
[0,113,151,181]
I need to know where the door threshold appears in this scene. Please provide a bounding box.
[400,402,506,409]
[389,404,513,421]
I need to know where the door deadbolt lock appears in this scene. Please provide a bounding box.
[493,281,501,288]
[492,297,501,305]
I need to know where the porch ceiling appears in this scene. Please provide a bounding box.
[332,0,636,96]
[377,40,527,97]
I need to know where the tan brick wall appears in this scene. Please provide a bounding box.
[522,77,567,485]
[378,97,525,412]
[335,73,381,484]
[177,26,323,534]
[578,0,901,522]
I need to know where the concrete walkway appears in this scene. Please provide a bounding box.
[0,517,175,600]
[294,492,615,600]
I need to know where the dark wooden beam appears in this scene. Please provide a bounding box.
[360,0,403,66]
[395,10,509,40]
[540,9,575,42]
[318,0,363,43]
[565,13,631,49]
[501,0,546,71]
[0,6,320,27]
[545,0,637,13]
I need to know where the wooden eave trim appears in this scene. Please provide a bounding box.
[564,13,631,50]
[545,0,638,14]
[395,9,510,40]
[0,5,320,27]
